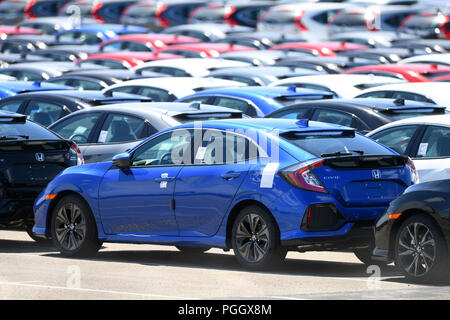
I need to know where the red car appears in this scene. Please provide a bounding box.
[343,63,450,82]
[78,51,182,69]
[0,25,42,38]
[269,41,367,57]
[159,42,257,58]
[99,33,201,52]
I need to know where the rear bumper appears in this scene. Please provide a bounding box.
[281,220,375,251]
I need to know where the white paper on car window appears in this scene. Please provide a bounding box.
[98,130,108,143]
[418,143,428,157]
[195,146,207,160]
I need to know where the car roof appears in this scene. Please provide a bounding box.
[61,102,243,118]
[367,114,450,136]
[186,86,334,98]
[104,77,246,93]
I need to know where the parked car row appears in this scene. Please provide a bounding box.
[0,0,449,284]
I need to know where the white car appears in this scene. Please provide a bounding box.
[102,77,246,101]
[257,3,353,41]
[367,114,450,182]
[355,82,450,109]
[132,58,251,78]
[268,74,404,98]
[398,53,450,66]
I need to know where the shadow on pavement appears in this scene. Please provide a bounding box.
[43,248,401,279]
[0,238,55,254]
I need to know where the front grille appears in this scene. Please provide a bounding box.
[301,204,346,232]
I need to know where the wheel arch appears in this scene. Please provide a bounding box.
[225,199,280,249]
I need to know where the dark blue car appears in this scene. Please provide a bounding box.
[33,119,416,268]
[176,86,335,117]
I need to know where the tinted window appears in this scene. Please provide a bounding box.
[403,15,443,30]
[213,96,257,117]
[15,71,45,81]
[260,9,294,24]
[137,86,174,101]
[0,120,59,140]
[50,113,102,144]
[369,125,417,154]
[416,125,450,158]
[311,109,353,127]
[106,86,136,94]
[72,79,104,90]
[101,41,124,52]
[98,113,147,143]
[24,101,69,126]
[283,131,393,156]
[0,100,22,113]
[270,108,309,119]
[331,12,365,27]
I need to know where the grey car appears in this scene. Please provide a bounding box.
[48,102,243,163]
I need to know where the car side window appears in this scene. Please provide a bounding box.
[369,125,418,155]
[131,130,193,166]
[15,71,44,81]
[415,126,450,158]
[106,86,137,95]
[101,41,124,52]
[197,130,261,165]
[213,97,257,117]
[50,113,102,144]
[97,113,148,143]
[24,101,69,126]
[0,100,22,113]
[271,108,310,119]
[311,109,353,127]
[158,67,189,77]
[72,79,104,90]
[357,91,391,99]
[126,41,152,52]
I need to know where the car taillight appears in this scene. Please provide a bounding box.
[406,157,419,184]
[91,1,104,22]
[224,6,237,26]
[294,10,308,31]
[70,142,84,165]
[279,159,327,193]
[24,0,36,19]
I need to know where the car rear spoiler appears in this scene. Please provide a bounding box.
[0,113,26,123]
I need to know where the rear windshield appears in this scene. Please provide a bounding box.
[0,0,27,13]
[123,3,156,17]
[191,6,225,21]
[331,12,365,27]
[403,15,443,30]
[260,9,295,24]
[282,131,393,156]
[0,120,60,140]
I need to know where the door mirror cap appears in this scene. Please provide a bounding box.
[112,152,131,168]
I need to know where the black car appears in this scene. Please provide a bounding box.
[265,98,447,134]
[0,110,82,240]
[45,69,168,90]
[0,90,150,127]
[374,179,450,282]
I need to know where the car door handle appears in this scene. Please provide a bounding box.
[154,177,175,182]
[221,171,241,180]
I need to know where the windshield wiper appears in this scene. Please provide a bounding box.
[0,135,30,141]
[320,150,364,157]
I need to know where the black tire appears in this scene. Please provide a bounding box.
[231,205,286,270]
[394,214,449,283]
[353,245,389,267]
[51,195,102,258]
[176,246,210,254]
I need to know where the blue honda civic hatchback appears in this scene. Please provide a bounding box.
[33,119,417,268]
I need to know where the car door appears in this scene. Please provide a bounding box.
[411,125,450,179]
[98,130,193,235]
[174,129,254,237]
[84,112,156,163]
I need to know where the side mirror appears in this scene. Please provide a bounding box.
[112,152,131,169]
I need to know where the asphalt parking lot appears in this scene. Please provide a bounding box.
[1,230,449,300]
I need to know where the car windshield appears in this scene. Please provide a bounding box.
[282,131,393,156]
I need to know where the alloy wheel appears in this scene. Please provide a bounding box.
[235,213,270,263]
[397,222,436,277]
[54,202,87,251]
